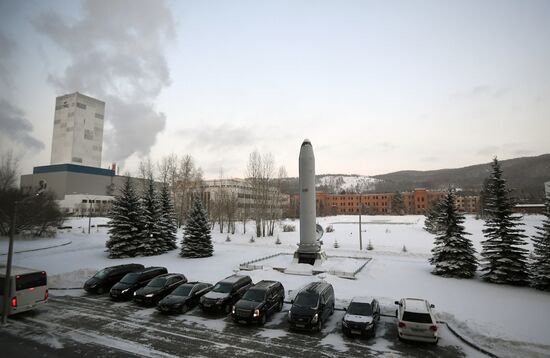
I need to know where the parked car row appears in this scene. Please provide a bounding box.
[83,264,438,343]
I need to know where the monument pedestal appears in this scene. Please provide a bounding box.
[292,250,327,266]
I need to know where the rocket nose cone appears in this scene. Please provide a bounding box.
[301,139,312,147]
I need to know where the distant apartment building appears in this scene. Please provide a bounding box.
[201,179,290,218]
[51,92,105,167]
[290,189,480,216]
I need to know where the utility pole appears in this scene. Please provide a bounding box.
[358,195,363,250]
[1,208,16,325]
[88,199,93,234]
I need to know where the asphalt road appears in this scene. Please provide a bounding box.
[1,294,486,357]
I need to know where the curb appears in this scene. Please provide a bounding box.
[0,241,72,256]
[49,287,83,290]
[437,320,500,358]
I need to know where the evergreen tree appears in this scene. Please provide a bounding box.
[429,190,478,278]
[530,194,550,290]
[180,196,213,258]
[480,158,529,285]
[106,177,145,258]
[141,177,166,256]
[424,199,444,235]
[391,191,405,215]
[159,183,178,250]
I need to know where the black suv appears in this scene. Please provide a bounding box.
[133,273,187,306]
[232,280,285,325]
[200,275,252,314]
[342,297,380,337]
[288,282,335,332]
[110,266,168,300]
[157,282,213,314]
[84,264,144,294]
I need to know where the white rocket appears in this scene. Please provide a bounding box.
[297,139,321,255]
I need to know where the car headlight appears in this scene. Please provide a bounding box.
[145,294,154,298]
[232,306,236,314]
[253,309,260,317]
[342,320,348,327]
[121,288,129,293]
[311,313,319,324]
[288,311,292,319]
[133,292,137,296]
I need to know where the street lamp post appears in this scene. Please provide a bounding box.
[358,195,363,251]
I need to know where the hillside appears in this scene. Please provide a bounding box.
[372,154,550,201]
[281,154,550,201]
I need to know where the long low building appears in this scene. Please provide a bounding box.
[20,164,148,215]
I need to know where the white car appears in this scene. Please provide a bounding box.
[395,298,438,343]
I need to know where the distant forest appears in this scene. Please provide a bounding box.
[281,154,550,202]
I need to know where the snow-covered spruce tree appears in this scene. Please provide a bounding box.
[530,194,550,290]
[423,199,444,235]
[159,183,178,251]
[180,196,213,258]
[429,190,478,278]
[106,177,145,258]
[480,158,529,285]
[141,177,166,256]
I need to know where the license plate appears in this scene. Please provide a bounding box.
[411,328,424,332]
[161,307,169,312]
[296,324,305,328]
[239,320,247,324]
[351,330,361,335]
[203,303,211,307]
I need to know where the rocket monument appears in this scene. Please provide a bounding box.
[294,139,327,265]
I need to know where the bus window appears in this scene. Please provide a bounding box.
[16,272,47,291]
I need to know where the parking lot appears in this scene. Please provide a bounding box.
[2,293,486,357]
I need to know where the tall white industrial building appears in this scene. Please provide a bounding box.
[50,92,105,167]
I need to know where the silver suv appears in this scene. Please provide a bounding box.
[395,298,438,343]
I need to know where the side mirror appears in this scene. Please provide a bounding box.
[430,304,435,308]
[394,301,399,305]
[290,300,294,304]
[343,307,347,311]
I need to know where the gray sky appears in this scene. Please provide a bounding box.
[0,0,549,178]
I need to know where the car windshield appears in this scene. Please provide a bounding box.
[120,273,139,284]
[242,289,265,302]
[294,292,319,308]
[402,312,433,324]
[172,285,193,296]
[148,277,167,288]
[347,302,372,316]
[93,269,110,279]
[212,282,233,293]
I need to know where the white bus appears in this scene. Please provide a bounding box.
[0,265,48,316]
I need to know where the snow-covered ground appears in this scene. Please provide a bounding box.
[1,214,549,358]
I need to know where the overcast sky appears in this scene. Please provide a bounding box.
[1,0,549,179]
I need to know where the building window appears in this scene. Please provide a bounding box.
[95,113,104,119]
[76,102,87,109]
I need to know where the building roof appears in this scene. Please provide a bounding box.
[33,164,115,177]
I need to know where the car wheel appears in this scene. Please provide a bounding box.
[277,300,283,312]
[330,303,334,316]
[316,320,322,332]
[97,287,105,294]
[260,314,267,326]
[181,304,188,314]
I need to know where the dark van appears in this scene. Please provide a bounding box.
[288,282,335,332]
[232,280,285,325]
[110,266,168,300]
[84,264,144,294]
[200,275,252,314]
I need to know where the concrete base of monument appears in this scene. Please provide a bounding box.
[239,252,371,279]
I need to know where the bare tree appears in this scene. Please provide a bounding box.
[246,150,277,237]
[0,150,19,192]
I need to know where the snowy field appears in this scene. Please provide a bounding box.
[1,214,549,358]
